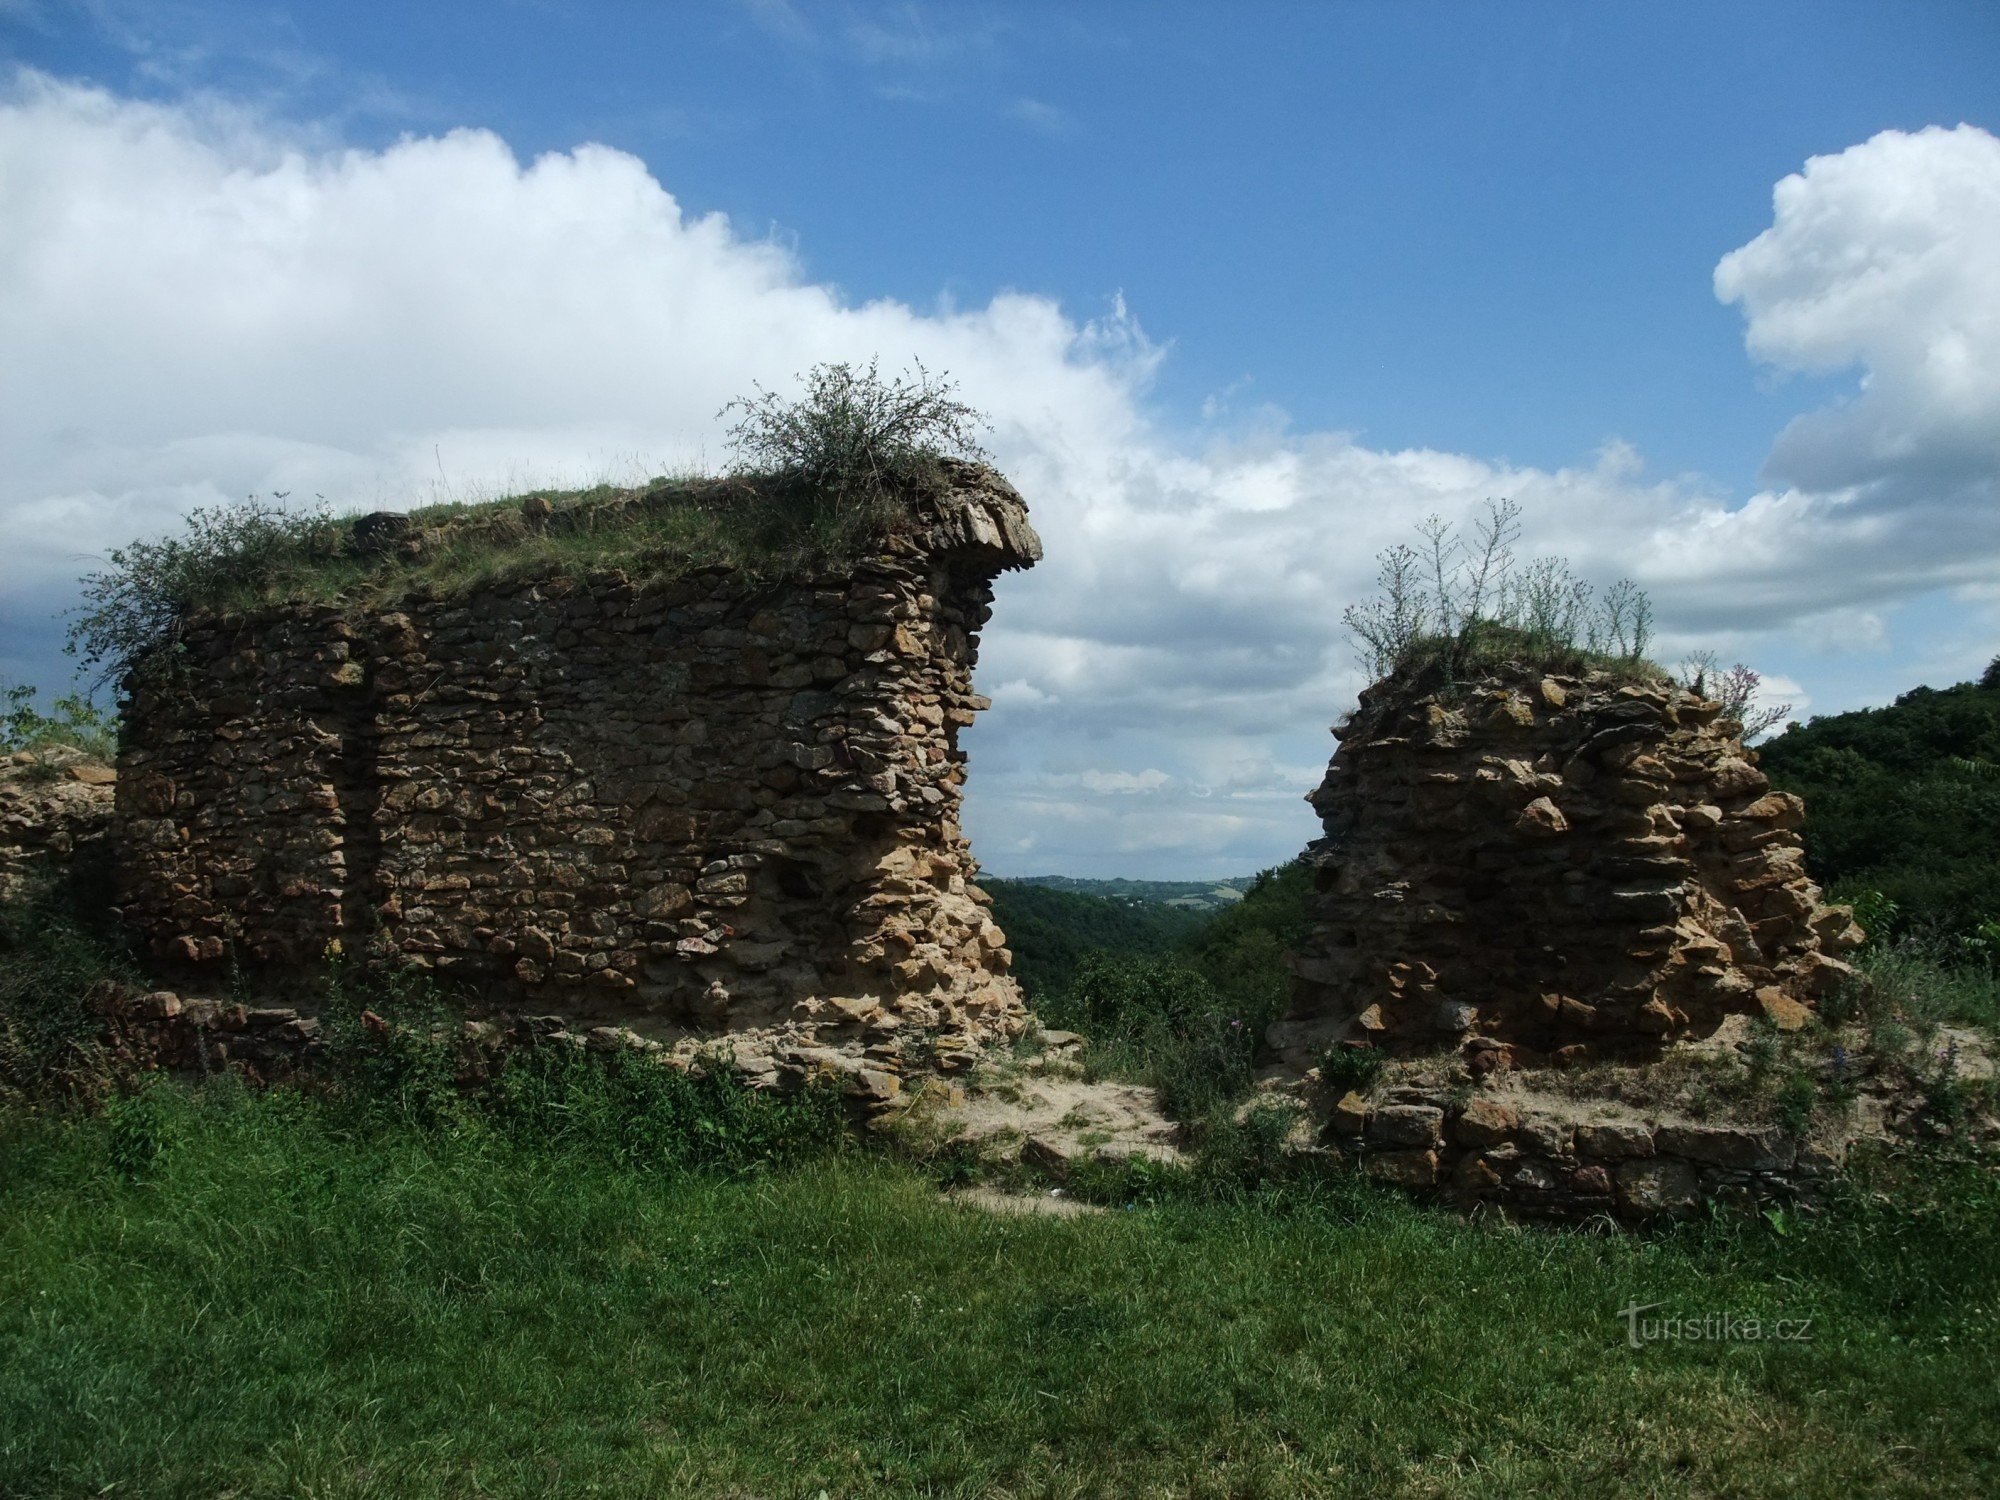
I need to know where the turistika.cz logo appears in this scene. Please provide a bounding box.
[1618,1300,1814,1349]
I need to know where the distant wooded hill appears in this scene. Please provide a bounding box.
[1760,657,2000,941]
[984,863,1309,1013]
[982,880,1210,1003]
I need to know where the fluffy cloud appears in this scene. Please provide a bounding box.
[3,76,1997,876]
[1716,124,2000,496]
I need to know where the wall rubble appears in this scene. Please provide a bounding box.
[1323,1083,1844,1221]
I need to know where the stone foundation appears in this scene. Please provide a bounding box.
[1324,1084,1844,1221]
[81,979,916,1113]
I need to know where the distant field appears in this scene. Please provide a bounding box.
[1003,874,1249,910]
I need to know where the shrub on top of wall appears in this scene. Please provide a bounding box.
[70,363,993,688]
[1342,498,1660,687]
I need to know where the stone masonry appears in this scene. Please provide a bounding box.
[1,747,116,904]
[1323,1083,1845,1222]
[115,464,1040,1065]
[1271,665,1864,1070]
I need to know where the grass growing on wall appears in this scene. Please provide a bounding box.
[70,361,1001,687]
[67,475,937,686]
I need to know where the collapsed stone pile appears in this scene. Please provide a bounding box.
[115,464,1040,1073]
[1272,664,1863,1071]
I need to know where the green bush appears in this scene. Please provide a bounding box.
[1052,951,1219,1038]
[0,885,130,1104]
[69,495,343,687]
[720,358,989,503]
[1183,858,1312,1021]
[1192,1096,1306,1194]
[485,1046,847,1175]
[0,681,117,760]
[1041,953,1263,1122]
[310,960,846,1170]
[998,860,1310,1127]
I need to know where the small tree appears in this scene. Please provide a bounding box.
[718,358,990,501]
[0,681,118,760]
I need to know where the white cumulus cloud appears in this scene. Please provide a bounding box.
[3,76,1998,876]
[1716,123,2000,496]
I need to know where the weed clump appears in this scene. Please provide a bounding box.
[1318,1046,1386,1096]
[310,965,850,1172]
[720,357,989,503]
[1343,498,1661,686]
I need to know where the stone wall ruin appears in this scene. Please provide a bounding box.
[115,466,1040,1068]
[1272,666,1864,1073]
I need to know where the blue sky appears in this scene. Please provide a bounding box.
[4,1,1999,876]
[18,1,1995,479]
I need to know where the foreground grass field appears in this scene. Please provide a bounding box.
[3,1083,1997,1498]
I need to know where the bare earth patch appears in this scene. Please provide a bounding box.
[888,1035,1185,1213]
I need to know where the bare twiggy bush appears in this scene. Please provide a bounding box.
[1344,498,1657,683]
[1677,651,1792,739]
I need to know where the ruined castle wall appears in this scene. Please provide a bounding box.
[1273,668,1862,1070]
[1,749,116,904]
[115,476,1040,1056]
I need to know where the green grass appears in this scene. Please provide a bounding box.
[3,1083,1997,1497]
[1384,620,1669,696]
[214,475,919,614]
[1857,936,2000,1033]
[67,472,943,686]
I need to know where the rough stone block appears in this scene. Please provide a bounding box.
[1365,1104,1444,1150]
[1615,1157,1702,1217]
[1363,1148,1439,1188]
[1654,1123,1795,1172]
[1576,1121,1654,1160]
[1452,1097,1519,1147]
